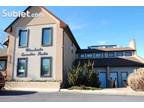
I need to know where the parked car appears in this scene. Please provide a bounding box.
[0,72,6,90]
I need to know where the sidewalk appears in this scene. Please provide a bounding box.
[60,87,144,96]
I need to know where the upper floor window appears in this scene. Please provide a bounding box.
[125,51,132,56]
[19,30,29,47]
[79,54,85,59]
[95,52,102,58]
[0,60,6,71]
[86,53,93,58]
[42,27,53,46]
[116,51,123,57]
[108,52,115,57]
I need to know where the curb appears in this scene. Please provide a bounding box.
[4,88,60,93]
[60,89,144,96]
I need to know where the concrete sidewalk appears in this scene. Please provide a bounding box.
[60,87,144,96]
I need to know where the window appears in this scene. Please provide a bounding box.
[125,51,132,56]
[19,30,29,47]
[42,28,53,46]
[87,53,93,58]
[79,54,85,58]
[41,57,52,77]
[17,58,27,77]
[95,52,102,58]
[0,60,6,71]
[108,52,115,57]
[116,51,123,57]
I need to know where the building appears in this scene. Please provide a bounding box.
[0,6,144,89]
[76,40,144,88]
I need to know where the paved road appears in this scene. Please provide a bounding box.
[0,91,144,102]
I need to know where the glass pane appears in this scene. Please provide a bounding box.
[80,54,85,58]
[125,51,132,56]
[17,59,27,77]
[87,53,93,58]
[95,53,102,58]
[116,52,123,56]
[42,28,52,45]
[0,61,6,71]
[19,30,28,47]
[108,52,114,57]
[41,58,51,77]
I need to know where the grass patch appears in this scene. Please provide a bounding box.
[68,86,102,90]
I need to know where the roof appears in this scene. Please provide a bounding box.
[75,57,144,67]
[77,47,135,53]
[4,6,80,49]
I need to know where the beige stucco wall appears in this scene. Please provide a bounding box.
[6,7,63,82]
[63,31,77,83]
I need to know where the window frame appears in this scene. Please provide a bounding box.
[108,52,115,58]
[41,27,53,47]
[17,58,28,77]
[79,53,85,59]
[0,60,7,71]
[125,51,132,56]
[40,57,52,78]
[18,29,29,48]
[86,53,93,58]
[95,52,102,58]
[116,51,124,57]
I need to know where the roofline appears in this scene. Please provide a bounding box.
[4,6,80,49]
[4,6,32,32]
[76,48,136,53]
[63,26,80,49]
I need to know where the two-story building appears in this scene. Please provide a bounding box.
[3,6,80,89]
[1,6,144,89]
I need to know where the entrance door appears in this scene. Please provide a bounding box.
[99,72,106,88]
[121,72,128,87]
[110,72,118,88]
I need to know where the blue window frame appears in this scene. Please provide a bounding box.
[41,57,52,77]
[19,30,29,47]
[42,28,53,46]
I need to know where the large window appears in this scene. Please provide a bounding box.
[116,51,123,57]
[41,57,52,77]
[17,58,27,77]
[19,30,29,47]
[79,54,85,59]
[0,60,6,71]
[42,27,53,46]
[125,51,132,56]
[86,53,93,58]
[108,52,115,57]
[95,52,102,58]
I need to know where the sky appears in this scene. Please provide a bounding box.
[0,6,144,57]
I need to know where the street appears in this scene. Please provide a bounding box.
[0,90,144,102]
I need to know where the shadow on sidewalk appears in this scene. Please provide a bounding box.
[0,90,37,96]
